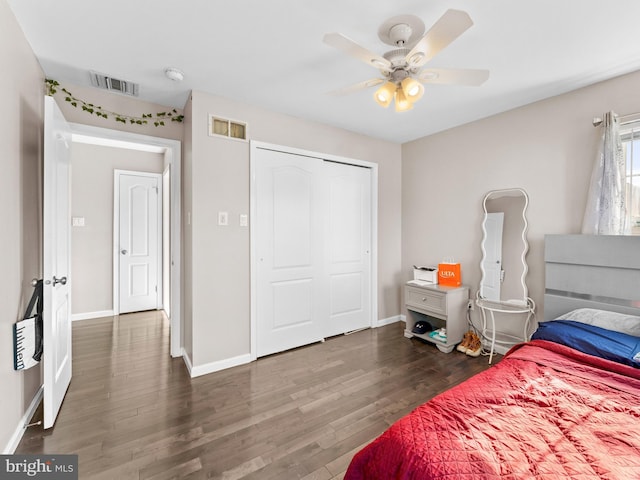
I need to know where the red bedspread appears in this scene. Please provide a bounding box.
[345,340,640,479]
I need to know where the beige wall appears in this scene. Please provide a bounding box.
[0,0,44,452]
[185,90,402,368]
[71,143,164,315]
[402,69,640,327]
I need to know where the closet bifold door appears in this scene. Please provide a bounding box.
[325,161,372,337]
[255,149,326,357]
[254,148,373,357]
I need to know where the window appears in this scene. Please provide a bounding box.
[620,124,640,234]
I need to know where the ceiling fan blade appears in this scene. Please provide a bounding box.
[327,78,385,96]
[418,68,489,86]
[405,9,473,68]
[323,32,392,72]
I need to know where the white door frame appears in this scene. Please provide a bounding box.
[113,170,163,314]
[69,123,182,358]
[249,140,378,362]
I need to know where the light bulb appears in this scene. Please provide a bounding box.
[374,82,396,108]
[395,88,413,112]
[401,77,424,103]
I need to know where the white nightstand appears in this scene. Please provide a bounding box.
[404,283,469,353]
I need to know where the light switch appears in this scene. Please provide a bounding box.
[218,211,228,226]
[72,217,85,227]
[239,214,248,227]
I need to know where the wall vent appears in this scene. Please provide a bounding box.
[208,114,248,141]
[90,71,139,96]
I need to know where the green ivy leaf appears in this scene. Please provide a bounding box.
[44,79,181,127]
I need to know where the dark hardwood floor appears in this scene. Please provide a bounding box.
[17,312,494,479]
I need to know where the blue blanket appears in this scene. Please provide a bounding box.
[532,320,640,368]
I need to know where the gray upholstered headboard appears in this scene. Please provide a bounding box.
[544,234,640,321]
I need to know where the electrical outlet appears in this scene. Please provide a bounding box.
[467,300,474,311]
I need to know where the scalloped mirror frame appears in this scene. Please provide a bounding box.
[478,188,530,305]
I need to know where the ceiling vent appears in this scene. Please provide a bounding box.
[90,71,139,96]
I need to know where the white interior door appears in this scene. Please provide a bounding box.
[481,212,504,301]
[325,162,372,336]
[117,171,161,314]
[43,96,73,429]
[255,149,325,357]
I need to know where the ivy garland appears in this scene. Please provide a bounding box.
[45,78,184,127]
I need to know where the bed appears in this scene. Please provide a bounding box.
[345,235,640,479]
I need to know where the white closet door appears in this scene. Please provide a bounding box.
[325,162,372,337]
[255,149,326,357]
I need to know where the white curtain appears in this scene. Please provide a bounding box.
[581,111,629,235]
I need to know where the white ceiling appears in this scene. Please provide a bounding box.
[7,0,640,143]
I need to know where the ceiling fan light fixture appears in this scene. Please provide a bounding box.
[401,77,424,102]
[374,81,395,107]
[394,87,413,112]
[407,51,426,66]
[371,58,389,69]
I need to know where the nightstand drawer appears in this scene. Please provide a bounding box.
[405,286,446,315]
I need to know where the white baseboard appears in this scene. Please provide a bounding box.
[375,315,403,328]
[181,348,194,376]
[4,385,43,454]
[181,316,403,379]
[185,351,252,378]
[71,310,115,322]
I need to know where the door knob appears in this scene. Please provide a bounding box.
[53,276,67,286]
[121,249,128,255]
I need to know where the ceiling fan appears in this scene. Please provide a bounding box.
[323,9,489,112]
